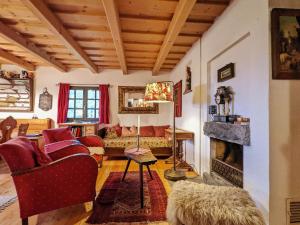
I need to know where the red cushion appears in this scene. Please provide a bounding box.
[42,127,76,144]
[31,142,52,166]
[153,125,170,137]
[0,137,37,172]
[113,124,122,137]
[140,126,155,137]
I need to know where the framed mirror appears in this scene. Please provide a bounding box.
[118,86,159,114]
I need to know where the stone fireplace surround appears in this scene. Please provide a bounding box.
[203,121,251,187]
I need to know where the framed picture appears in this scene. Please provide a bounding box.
[0,77,34,112]
[184,62,192,94]
[271,8,300,79]
[218,63,235,82]
[174,80,182,117]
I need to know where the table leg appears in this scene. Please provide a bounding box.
[139,164,144,208]
[146,165,153,180]
[122,159,131,181]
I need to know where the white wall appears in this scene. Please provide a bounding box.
[269,1,300,225]
[199,0,270,222]
[169,39,201,173]
[0,65,171,127]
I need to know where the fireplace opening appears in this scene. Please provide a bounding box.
[210,138,243,187]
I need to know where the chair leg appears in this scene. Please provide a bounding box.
[92,199,96,210]
[22,218,28,225]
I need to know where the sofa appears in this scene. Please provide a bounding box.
[99,125,173,157]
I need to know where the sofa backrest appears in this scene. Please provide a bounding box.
[0,137,37,172]
[43,127,76,144]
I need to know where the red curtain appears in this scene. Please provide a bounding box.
[57,83,70,123]
[99,85,110,124]
[174,80,182,117]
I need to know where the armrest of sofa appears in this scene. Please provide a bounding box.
[45,141,90,161]
[12,154,98,218]
[77,135,104,147]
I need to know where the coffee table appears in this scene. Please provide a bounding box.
[122,149,157,208]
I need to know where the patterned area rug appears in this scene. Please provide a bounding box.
[87,171,167,224]
[0,160,17,213]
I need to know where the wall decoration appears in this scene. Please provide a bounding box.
[39,87,53,111]
[0,77,33,112]
[271,8,300,79]
[218,63,235,82]
[184,62,192,94]
[118,86,159,114]
[174,80,182,117]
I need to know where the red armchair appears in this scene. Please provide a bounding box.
[42,127,105,167]
[0,137,98,225]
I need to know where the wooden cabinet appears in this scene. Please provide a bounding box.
[58,122,98,137]
[15,118,53,135]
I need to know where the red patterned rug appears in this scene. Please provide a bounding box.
[87,171,167,224]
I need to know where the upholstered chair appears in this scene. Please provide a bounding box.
[0,137,98,225]
[42,127,105,167]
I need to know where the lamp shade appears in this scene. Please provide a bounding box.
[144,82,173,103]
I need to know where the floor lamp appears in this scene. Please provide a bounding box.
[144,81,186,181]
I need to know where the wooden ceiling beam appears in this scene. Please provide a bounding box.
[23,0,99,73]
[101,0,128,74]
[0,20,67,72]
[0,48,36,71]
[152,0,197,75]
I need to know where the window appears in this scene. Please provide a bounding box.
[67,87,100,121]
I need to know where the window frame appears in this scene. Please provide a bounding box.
[67,86,100,122]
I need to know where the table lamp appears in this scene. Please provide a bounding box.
[144,81,186,181]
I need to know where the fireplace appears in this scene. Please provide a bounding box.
[210,138,243,187]
[203,121,250,188]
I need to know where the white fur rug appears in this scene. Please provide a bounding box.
[167,181,265,225]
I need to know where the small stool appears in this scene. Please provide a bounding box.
[122,148,157,208]
[88,147,104,168]
[167,181,265,225]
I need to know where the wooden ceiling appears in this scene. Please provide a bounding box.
[0,0,230,74]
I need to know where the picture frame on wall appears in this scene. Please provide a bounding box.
[271,8,300,79]
[218,63,235,82]
[0,77,34,112]
[184,61,192,94]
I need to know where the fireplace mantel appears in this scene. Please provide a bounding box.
[203,121,250,146]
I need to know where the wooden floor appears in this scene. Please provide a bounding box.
[0,158,178,225]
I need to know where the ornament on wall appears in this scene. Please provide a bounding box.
[184,61,192,94]
[39,87,53,111]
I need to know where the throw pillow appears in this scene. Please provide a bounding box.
[106,128,118,139]
[113,124,122,137]
[98,127,107,139]
[122,126,132,137]
[140,126,155,137]
[153,125,170,137]
[130,126,137,136]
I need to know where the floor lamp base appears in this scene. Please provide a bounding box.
[164,168,186,181]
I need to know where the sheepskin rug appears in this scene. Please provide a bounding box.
[166,181,265,225]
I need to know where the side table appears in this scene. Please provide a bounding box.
[165,128,194,171]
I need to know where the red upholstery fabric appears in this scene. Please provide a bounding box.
[112,124,122,137]
[31,142,52,166]
[140,126,155,137]
[57,83,70,123]
[0,137,37,172]
[77,135,104,147]
[13,154,98,219]
[153,125,170,137]
[42,127,76,145]
[47,143,90,160]
[99,84,110,124]
[0,138,98,221]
